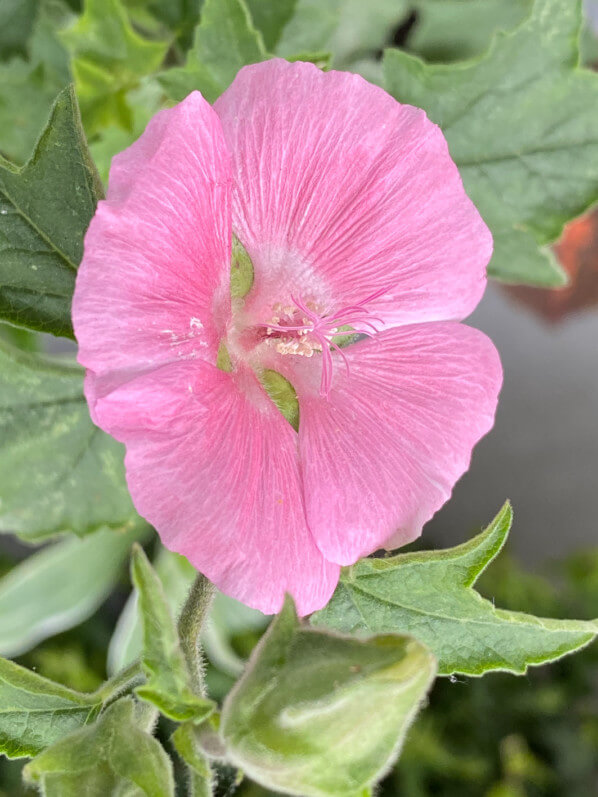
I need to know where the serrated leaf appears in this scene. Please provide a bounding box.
[222,598,436,797]
[23,697,175,796]
[173,723,215,797]
[0,656,101,759]
[60,0,169,135]
[0,523,149,658]
[0,85,102,337]
[131,545,215,723]
[312,503,598,677]
[0,341,137,541]
[383,0,598,287]
[158,0,267,103]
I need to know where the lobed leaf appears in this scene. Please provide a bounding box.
[0,85,102,337]
[0,340,137,541]
[312,503,598,676]
[384,0,598,287]
[222,598,436,797]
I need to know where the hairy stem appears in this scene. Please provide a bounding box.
[178,573,216,695]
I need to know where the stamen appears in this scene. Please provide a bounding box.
[257,287,388,398]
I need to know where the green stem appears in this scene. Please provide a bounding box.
[178,573,216,695]
[93,659,144,704]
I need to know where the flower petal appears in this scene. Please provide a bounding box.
[292,323,502,565]
[73,91,232,399]
[93,360,339,615]
[214,59,491,326]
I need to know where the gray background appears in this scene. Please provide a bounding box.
[427,283,598,564]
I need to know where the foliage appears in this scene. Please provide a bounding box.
[0,86,101,337]
[0,340,137,541]
[385,0,598,287]
[0,0,598,795]
[313,503,598,676]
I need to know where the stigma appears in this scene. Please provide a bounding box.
[257,289,386,398]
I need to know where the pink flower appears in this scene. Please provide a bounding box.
[73,59,502,615]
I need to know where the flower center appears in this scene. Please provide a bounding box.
[257,290,385,398]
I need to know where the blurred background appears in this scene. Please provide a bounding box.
[1,1,598,795]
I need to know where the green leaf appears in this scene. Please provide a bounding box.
[0,341,137,542]
[124,0,202,48]
[89,77,164,185]
[131,545,215,723]
[60,0,169,135]
[325,0,408,67]
[245,0,297,50]
[222,598,436,797]
[29,0,74,87]
[108,546,266,679]
[0,1,73,166]
[23,697,175,796]
[202,591,268,678]
[383,0,598,287]
[0,61,61,167]
[0,656,101,759]
[0,85,102,337]
[158,0,266,103]
[313,503,598,677]
[274,0,340,59]
[172,722,215,797]
[108,545,196,675]
[0,0,38,60]
[408,0,532,63]
[273,0,407,67]
[0,523,149,658]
